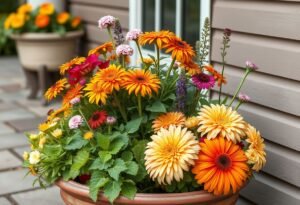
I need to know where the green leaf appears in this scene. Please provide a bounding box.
[121,180,137,200]
[43,144,63,157]
[107,159,127,181]
[89,158,114,171]
[132,140,148,163]
[125,117,143,134]
[134,164,148,182]
[109,138,125,154]
[199,98,210,106]
[96,133,110,150]
[125,161,139,176]
[99,151,112,163]
[104,180,122,203]
[69,149,90,179]
[65,132,88,150]
[89,170,109,202]
[121,151,133,161]
[145,101,166,113]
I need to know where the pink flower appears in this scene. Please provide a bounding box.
[98,15,116,29]
[106,116,117,125]
[116,44,134,56]
[69,115,83,129]
[245,60,258,71]
[126,29,142,41]
[70,97,80,105]
[192,73,215,90]
[238,93,250,102]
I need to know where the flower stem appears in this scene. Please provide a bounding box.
[228,69,251,106]
[218,48,226,104]
[113,92,127,122]
[234,101,243,111]
[78,108,92,131]
[190,91,200,113]
[137,94,142,117]
[166,58,176,80]
[122,55,125,68]
[108,125,112,134]
[155,43,160,74]
[107,27,116,51]
[135,41,145,65]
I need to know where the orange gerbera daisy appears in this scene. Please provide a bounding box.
[71,17,81,28]
[60,57,86,75]
[152,112,186,132]
[39,3,55,15]
[139,30,175,49]
[181,61,201,75]
[192,137,249,195]
[122,69,160,97]
[35,14,50,28]
[57,12,70,24]
[93,64,126,93]
[44,78,67,101]
[62,84,83,107]
[84,81,109,105]
[88,42,113,56]
[164,36,195,63]
[204,65,227,86]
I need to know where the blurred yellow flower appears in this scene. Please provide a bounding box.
[57,12,70,24]
[39,137,47,149]
[23,151,29,160]
[39,3,55,15]
[29,134,39,140]
[29,151,41,164]
[10,13,26,29]
[17,3,32,14]
[52,129,63,138]
[71,17,81,28]
[84,131,94,140]
[185,116,200,129]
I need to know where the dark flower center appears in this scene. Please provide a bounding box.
[176,41,185,47]
[216,154,232,170]
[198,74,210,82]
[92,113,100,121]
[136,76,145,82]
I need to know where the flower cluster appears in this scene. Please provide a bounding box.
[4,3,82,34]
[24,15,266,203]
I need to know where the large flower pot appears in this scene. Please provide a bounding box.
[56,180,240,205]
[10,30,83,71]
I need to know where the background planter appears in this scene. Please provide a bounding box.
[56,180,240,205]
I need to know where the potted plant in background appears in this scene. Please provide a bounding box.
[4,2,83,100]
[22,16,266,205]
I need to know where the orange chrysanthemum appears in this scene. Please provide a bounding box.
[60,57,86,75]
[39,3,55,15]
[47,106,70,121]
[192,137,249,195]
[44,78,67,101]
[181,61,201,75]
[204,65,227,86]
[88,42,113,56]
[84,81,109,105]
[164,36,195,63]
[35,14,50,28]
[139,30,175,49]
[62,84,83,107]
[93,64,126,93]
[57,12,70,24]
[122,69,160,97]
[71,17,81,28]
[152,112,186,132]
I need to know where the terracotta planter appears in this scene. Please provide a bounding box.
[10,30,84,71]
[56,180,240,205]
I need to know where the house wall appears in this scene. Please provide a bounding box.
[68,0,129,53]
[211,0,300,204]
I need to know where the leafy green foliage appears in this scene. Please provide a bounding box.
[68,149,90,179]
[89,171,109,201]
[65,131,88,150]
[104,180,122,203]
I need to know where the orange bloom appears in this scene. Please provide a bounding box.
[139,30,175,49]
[88,42,113,56]
[57,12,70,24]
[17,3,32,14]
[71,17,81,28]
[181,61,201,75]
[39,3,55,15]
[122,69,160,97]
[35,14,50,28]
[192,137,249,195]
[62,84,83,107]
[204,65,227,86]
[10,13,26,29]
[164,36,195,63]
[60,57,86,75]
[84,81,109,105]
[152,112,186,132]
[44,78,67,101]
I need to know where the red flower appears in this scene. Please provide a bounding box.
[78,174,91,184]
[88,110,107,129]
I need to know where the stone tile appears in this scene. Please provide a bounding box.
[0,133,28,150]
[0,123,15,135]
[0,102,19,112]
[0,83,22,92]
[13,146,30,159]
[12,187,63,205]
[0,150,22,170]
[6,117,45,132]
[0,169,37,195]
[0,90,30,103]
[0,197,11,205]
[0,108,35,122]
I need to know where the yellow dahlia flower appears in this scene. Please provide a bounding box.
[152,112,185,132]
[145,125,200,185]
[185,116,200,129]
[197,104,247,143]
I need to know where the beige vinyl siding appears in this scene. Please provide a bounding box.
[68,0,129,53]
[212,0,300,204]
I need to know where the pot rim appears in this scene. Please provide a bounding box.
[56,180,234,204]
[10,30,84,41]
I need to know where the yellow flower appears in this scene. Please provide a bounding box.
[29,134,39,140]
[10,13,26,29]
[139,30,175,49]
[29,151,41,165]
[152,112,186,132]
[39,3,55,15]
[245,125,266,171]
[84,131,94,140]
[4,14,13,29]
[39,121,57,132]
[60,57,86,75]
[140,57,154,65]
[23,151,29,160]
[17,3,32,14]
[57,12,70,24]
[44,78,68,101]
[84,81,109,105]
[39,137,47,149]
[145,125,200,185]
[185,116,200,129]
[122,69,160,97]
[29,165,37,176]
[88,42,113,56]
[197,104,247,143]
[71,16,81,28]
[52,129,63,138]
